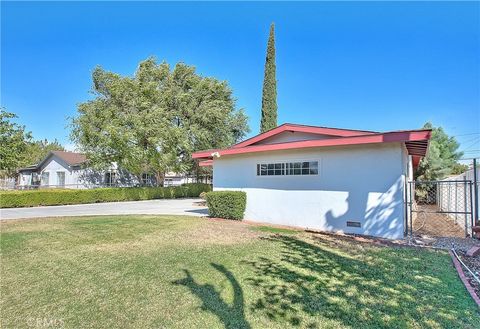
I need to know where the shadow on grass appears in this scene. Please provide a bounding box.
[243,235,477,328]
[173,263,250,329]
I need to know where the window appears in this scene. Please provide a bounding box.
[104,172,117,186]
[41,172,50,186]
[141,173,156,186]
[57,172,65,187]
[257,161,318,176]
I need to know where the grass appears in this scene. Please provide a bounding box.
[249,225,299,234]
[1,215,478,328]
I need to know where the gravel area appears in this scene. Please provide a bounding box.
[431,237,480,252]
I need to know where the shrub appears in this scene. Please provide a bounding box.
[205,191,246,220]
[0,183,211,208]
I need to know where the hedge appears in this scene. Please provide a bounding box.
[205,191,246,220]
[0,183,211,208]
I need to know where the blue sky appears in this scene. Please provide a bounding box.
[2,1,479,158]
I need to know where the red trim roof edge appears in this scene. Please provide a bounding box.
[193,129,431,160]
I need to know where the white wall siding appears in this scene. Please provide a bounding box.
[213,143,407,239]
[256,131,335,145]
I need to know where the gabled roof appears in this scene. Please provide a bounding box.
[19,151,87,172]
[50,151,87,166]
[192,124,431,163]
[232,123,378,149]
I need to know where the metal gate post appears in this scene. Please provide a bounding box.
[464,180,468,237]
[469,181,474,236]
[409,181,414,236]
[474,158,478,225]
[404,178,408,236]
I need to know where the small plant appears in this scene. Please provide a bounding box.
[205,191,246,220]
[199,191,207,200]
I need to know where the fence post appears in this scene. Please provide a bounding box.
[464,179,468,237]
[409,181,414,236]
[469,181,474,236]
[474,158,478,225]
[404,178,408,236]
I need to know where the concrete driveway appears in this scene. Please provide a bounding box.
[0,198,208,220]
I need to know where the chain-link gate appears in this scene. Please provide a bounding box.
[406,180,474,238]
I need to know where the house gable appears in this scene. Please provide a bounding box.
[233,123,377,149]
[254,131,337,145]
[38,154,71,173]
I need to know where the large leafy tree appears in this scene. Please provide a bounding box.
[260,23,278,133]
[0,109,32,175]
[71,58,249,183]
[415,122,464,180]
[23,139,65,166]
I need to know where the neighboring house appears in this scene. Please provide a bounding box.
[16,151,198,189]
[193,123,431,239]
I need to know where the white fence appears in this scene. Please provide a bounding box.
[438,167,479,229]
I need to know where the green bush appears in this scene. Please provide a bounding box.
[205,191,246,220]
[0,183,211,208]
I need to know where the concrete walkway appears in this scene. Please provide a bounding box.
[0,198,208,220]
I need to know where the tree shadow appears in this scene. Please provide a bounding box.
[173,263,251,329]
[243,234,477,328]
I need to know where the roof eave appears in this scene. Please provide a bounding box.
[192,129,432,160]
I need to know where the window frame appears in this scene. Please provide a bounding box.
[56,171,66,187]
[255,159,320,178]
[41,171,50,186]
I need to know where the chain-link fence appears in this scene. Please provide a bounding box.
[407,180,474,238]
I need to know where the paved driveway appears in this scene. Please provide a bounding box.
[0,198,208,220]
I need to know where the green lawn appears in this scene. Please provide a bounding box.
[1,215,478,328]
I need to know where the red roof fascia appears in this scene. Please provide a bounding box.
[232,123,378,149]
[192,129,431,160]
[199,160,213,167]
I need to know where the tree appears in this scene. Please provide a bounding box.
[23,139,65,166]
[71,58,249,184]
[260,23,278,133]
[415,122,464,180]
[0,109,32,176]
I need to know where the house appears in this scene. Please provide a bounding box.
[193,123,431,239]
[16,151,200,189]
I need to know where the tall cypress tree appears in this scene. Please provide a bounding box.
[260,23,278,133]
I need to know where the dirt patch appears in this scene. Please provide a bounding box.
[86,217,265,253]
[412,205,465,238]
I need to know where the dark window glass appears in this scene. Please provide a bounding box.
[258,161,318,176]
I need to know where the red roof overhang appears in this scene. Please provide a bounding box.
[192,129,431,161]
[199,160,213,167]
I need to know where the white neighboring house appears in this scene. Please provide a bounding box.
[16,151,196,189]
[193,123,432,240]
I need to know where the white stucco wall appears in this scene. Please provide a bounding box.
[39,157,78,188]
[213,143,408,239]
